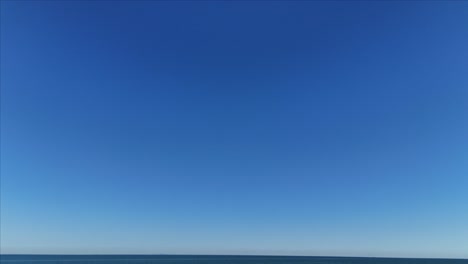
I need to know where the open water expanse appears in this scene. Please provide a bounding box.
[1,255,467,264]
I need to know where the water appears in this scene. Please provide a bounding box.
[1,255,467,264]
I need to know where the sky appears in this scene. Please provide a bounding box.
[1,0,468,259]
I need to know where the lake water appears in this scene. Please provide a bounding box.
[1,255,467,264]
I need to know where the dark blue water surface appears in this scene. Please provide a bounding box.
[1,255,466,264]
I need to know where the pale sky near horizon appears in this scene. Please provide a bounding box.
[1,0,468,259]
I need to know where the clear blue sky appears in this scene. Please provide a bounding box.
[1,0,467,258]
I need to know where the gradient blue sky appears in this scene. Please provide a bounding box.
[1,0,468,258]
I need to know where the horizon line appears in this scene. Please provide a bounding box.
[0,253,466,260]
